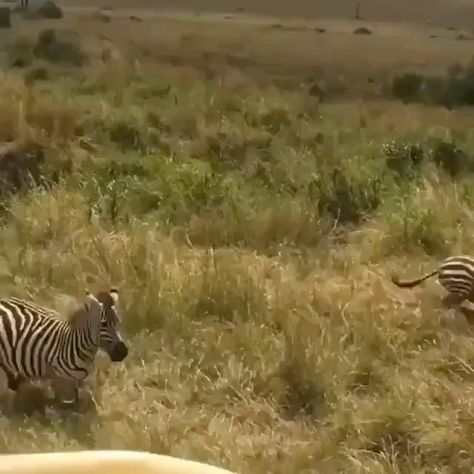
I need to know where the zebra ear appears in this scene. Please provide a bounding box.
[110,288,119,304]
[84,291,103,316]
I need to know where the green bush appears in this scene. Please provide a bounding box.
[309,168,383,225]
[383,140,425,178]
[109,121,145,152]
[392,73,424,103]
[429,139,474,177]
[7,29,86,69]
[7,35,35,68]
[442,61,474,108]
[391,57,474,108]
[33,29,86,66]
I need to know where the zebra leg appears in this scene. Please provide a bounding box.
[0,367,15,415]
[45,368,72,406]
[74,384,80,405]
[0,365,28,391]
[50,377,81,408]
[0,366,8,394]
[458,290,474,324]
[459,300,474,325]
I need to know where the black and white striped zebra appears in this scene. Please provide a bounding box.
[392,255,474,308]
[0,289,128,403]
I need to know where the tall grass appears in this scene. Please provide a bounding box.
[1,21,474,474]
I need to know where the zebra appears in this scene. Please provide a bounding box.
[0,289,128,404]
[391,255,474,308]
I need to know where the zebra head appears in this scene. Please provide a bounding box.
[95,288,129,362]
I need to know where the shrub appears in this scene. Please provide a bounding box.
[0,7,11,28]
[442,62,474,107]
[33,29,86,66]
[258,107,292,134]
[309,168,382,225]
[392,73,424,103]
[109,121,145,152]
[24,65,50,84]
[7,35,35,68]
[382,197,450,256]
[353,27,372,35]
[429,139,474,177]
[422,76,446,104]
[383,140,425,178]
[37,1,64,19]
[391,58,474,107]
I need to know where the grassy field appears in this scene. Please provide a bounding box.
[57,0,474,27]
[1,6,474,474]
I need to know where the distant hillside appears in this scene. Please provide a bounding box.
[58,0,474,27]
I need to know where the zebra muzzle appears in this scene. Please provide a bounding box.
[109,341,128,362]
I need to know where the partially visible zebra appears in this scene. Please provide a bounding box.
[391,255,474,308]
[0,289,128,404]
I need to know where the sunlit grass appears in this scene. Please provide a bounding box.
[0,14,474,474]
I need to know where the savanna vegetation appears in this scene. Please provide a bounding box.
[1,3,474,473]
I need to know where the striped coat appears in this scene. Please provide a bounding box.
[0,289,128,403]
[392,255,474,308]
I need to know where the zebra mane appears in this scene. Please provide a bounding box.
[66,290,117,327]
[67,306,88,327]
[67,292,112,325]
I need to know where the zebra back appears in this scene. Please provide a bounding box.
[438,256,474,298]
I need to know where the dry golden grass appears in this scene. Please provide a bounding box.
[10,9,474,93]
[1,10,474,474]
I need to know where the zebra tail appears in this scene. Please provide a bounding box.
[391,268,439,288]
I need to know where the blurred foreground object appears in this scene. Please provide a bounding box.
[0,450,236,474]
